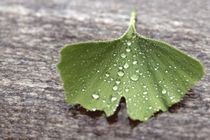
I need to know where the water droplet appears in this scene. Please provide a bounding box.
[127,41,131,46]
[143,91,147,95]
[115,80,120,85]
[117,71,124,77]
[105,73,109,77]
[130,74,139,81]
[162,89,167,94]
[92,108,96,111]
[119,66,123,70]
[154,67,158,71]
[113,85,118,91]
[126,48,131,52]
[121,53,126,58]
[170,96,174,100]
[123,63,129,69]
[149,106,152,110]
[132,61,137,65]
[111,96,117,102]
[92,94,100,99]
[125,88,129,92]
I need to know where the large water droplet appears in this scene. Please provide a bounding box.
[123,63,129,69]
[130,74,139,81]
[112,85,118,91]
[92,94,99,99]
[162,89,167,94]
[111,96,117,102]
[121,53,126,58]
[118,71,124,77]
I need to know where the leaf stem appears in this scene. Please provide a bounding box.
[122,10,137,38]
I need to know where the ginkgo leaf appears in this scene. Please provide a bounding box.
[57,11,204,121]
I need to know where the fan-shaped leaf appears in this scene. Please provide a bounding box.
[57,11,204,121]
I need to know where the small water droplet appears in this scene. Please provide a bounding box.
[123,63,129,69]
[115,80,120,85]
[111,96,117,102]
[118,71,124,77]
[113,85,118,91]
[143,91,147,95]
[130,74,139,81]
[170,96,174,100]
[126,48,131,52]
[105,73,109,77]
[119,66,123,70]
[125,88,129,92]
[162,89,167,94]
[121,53,126,58]
[154,67,158,71]
[92,94,100,99]
[92,108,96,111]
[149,106,152,110]
[132,61,137,65]
[127,41,131,46]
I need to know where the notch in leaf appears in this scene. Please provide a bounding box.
[57,11,204,121]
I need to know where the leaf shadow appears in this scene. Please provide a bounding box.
[67,89,196,128]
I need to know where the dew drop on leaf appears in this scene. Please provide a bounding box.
[143,91,147,95]
[92,93,100,99]
[92,108,97,111]
[130,74,139,81]
[127,41,131,46]
[111,96,117,102]
[118,71,124,77]
[123,63,129,69]
[112,85,118,91]
[132,60,138,65]
[126,48,131,52]
[162,89,167,94]
[115,80,121,85]
[121,53,126,58]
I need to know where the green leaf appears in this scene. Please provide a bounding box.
[57,11,204,121]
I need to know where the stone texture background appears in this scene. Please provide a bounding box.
[0,0,210,139]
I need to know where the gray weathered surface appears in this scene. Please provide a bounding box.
[0,0,210,139]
